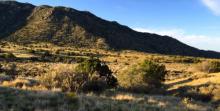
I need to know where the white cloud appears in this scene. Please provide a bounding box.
[202,0,220,16]
[133,27,220,52]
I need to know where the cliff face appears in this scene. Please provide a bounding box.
[0,1,220,58]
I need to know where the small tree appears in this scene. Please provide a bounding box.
[140,60,166,86]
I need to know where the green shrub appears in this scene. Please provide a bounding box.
[141,60,166,85]
[0,53,16,59]
[5,53,16,58]
[28,49,35,54]
[55,49,63,55]
[119,60,167,93]
[195,61,220,73]
[75,58,101,75]
[75,58,118,92]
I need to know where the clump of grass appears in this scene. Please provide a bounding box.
[38,64,88,92]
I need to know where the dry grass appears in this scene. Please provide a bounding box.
[1,42,220,110]
[0,86,214,111]
[165,72,220,103]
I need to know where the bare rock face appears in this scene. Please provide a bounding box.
[0,1,220,58]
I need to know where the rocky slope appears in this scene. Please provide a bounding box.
[0,1,220,58]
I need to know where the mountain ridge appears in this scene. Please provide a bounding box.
[0,1,220,58]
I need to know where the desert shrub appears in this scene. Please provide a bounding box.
[0,64,3,72]
[75,58,102,75]
[0,53,16,59]
[28,49,36,54]
[40,58,117,93]
[5,64,17,78]
[0,64,17,81]
[82,79,108,93]
[55,50,60,54]
[39,65,88,92]
[6,53,16,58]
[75,58,118,92]
[0,48,3,53]
[173,57,200,63]
[119,60,166,93]
[195,61,220,73]
[67,52,76,56]
[36,50,51,57]
[42,50,51,57]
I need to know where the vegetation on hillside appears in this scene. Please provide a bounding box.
[1,1,220,58]
[0,42,220,110]
[0,1,220,110]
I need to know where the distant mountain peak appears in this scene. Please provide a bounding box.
[0,1,220,58]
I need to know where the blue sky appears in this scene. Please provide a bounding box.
[17,0,220,52]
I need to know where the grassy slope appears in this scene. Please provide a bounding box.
[0,42,220,111]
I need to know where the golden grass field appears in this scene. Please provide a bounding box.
[0,42,220,111]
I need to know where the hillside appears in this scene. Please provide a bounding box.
[0,1,220,58]
[0,42,220,110]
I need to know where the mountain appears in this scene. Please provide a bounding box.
[0,1,220,58]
